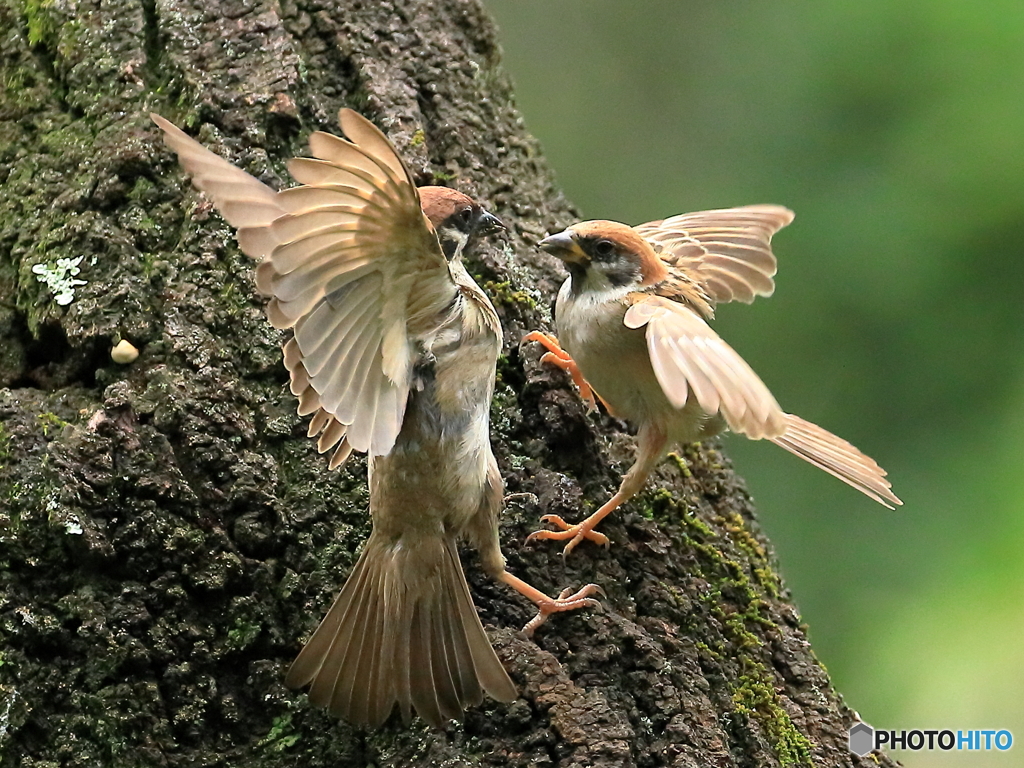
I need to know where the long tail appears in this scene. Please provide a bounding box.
[769,413,902,509]
[284,532,517,728]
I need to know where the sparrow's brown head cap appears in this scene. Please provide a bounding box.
[419,186,476,230]
[541,220,667,285]
[419,186,504,260]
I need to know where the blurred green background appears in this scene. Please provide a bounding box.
[485,2,1024,765]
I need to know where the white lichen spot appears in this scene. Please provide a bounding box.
[31,256,87,306]
[0,688,15,741]
[64,515,83,535]
[111,339,140,364]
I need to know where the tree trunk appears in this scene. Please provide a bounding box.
[0,1,898,766]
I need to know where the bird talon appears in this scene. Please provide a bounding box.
[525,517,610,554]
[521,582,604,637]
[523,330,564,356]
[525,330,601,411]
[560,534,585,558]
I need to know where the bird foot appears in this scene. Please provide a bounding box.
[523,331,599,412]
[522,583,605,637]
[526,514,610,556]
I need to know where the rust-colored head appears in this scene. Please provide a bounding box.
[539,220,667,289]
[418,186,504,260]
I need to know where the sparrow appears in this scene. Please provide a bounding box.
[525,207,902,555]
[152,109,600,728]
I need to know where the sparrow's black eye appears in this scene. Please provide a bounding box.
[593,239,615,258]
[456,207,473,228]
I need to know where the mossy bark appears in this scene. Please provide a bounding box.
[0,1,899,766]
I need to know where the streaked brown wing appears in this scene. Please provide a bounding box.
[151,113,286,230]
[153,109,456,460]
[634,205,793,305]
[624,294,787,439]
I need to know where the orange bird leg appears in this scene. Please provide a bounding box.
[527,422,668,556]
[523,330,600,412]
[498,572,604,637]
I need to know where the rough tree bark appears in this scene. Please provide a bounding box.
[0,1,899,766]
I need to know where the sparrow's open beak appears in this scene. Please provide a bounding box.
[539,229,588,265]
[475,210,506,236]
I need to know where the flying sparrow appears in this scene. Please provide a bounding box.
[525,208,902,555]
[153,110,599,728]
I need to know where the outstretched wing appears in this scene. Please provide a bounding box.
[151,113,287,229]
[624,294,901,508]
[153,110,455,460]
[624,294,787,439]
[634,205,793,305]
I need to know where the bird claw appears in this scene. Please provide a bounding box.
[557,584,606,601]
[525,515,610,555]
[522,583,604,637]
[538,513,568,526]
[524,331,600,412]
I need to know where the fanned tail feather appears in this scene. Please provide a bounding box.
[285,533,517,728]
[769,413,902,509]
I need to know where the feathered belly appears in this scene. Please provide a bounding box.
[369,397,491,539]
[561,306,723,446]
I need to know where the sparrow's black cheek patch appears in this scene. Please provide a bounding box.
[605,261,640,288]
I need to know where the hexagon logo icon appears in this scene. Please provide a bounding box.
[849,722,874,756]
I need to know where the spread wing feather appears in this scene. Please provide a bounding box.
[153,109,457,459]
[150,114,286,231]
[635,205,793,305]
[625,295,787,439]
[624,296,901,507]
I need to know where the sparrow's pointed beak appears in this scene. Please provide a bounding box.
[539,229,587,265]
[475,210,506,236]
